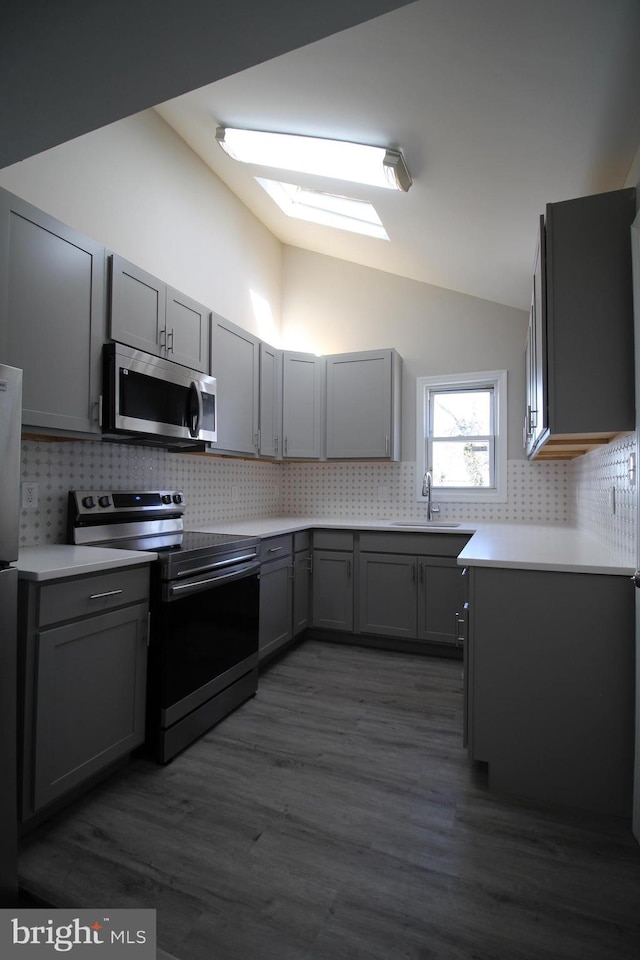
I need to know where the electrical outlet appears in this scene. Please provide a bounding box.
[22,482,39,509]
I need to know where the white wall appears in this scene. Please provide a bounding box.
[0,110,282,344]
[281,246,528,461]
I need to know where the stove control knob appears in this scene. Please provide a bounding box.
[98,496,111,508]
[82,496,96,509]
[172,493,183,505]
[161,494,172,505]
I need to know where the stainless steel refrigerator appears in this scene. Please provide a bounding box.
[0,364,21,905]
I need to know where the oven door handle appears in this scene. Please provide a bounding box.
[165,560,261,600]
[174,551,259,578]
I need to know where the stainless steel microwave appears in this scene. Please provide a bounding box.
[102,342,216,449]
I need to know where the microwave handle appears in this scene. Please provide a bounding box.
[189,381,204,438]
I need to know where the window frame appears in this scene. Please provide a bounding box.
[415,370,508,503]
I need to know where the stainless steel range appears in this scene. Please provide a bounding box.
[67,490,261,762]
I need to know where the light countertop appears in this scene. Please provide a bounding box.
[186,516,633,576]
[14,545,157,581]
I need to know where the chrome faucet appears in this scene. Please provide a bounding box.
[422,468,434,520]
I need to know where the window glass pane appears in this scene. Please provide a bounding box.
[432,389,492,437]
[432,440,491,487]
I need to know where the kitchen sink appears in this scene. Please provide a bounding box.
[390,521,461,528]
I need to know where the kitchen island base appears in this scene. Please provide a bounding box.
[467,565,634,817]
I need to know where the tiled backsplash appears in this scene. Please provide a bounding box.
[281,459,571,524]
[569,432,637,564]
[19,439,282,545]
[19,435,637,562]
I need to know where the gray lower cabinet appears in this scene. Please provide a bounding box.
[19,565,150,822]
[292,531,312,635]
[109,254,210,373]
[358,553,417,638]
[467,565,634,816]
[311,531,354,631]
[358,553,465,646]
[0,187,106,437]
[259,535,293,660]
[416,557,467,645]
[356,532,470,649]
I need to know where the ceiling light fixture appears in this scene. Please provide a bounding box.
[216,126,412,192]
[256,179,389,240]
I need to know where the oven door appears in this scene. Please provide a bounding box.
[102,342,216,445]
[154,559,260,729]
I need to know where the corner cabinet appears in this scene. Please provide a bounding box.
[325,349,402,460]
[18,565,150,823]
[0,188,106,437]
[525,188,636,460]
[259,342,283,458]
[282,351,325,459]
[109,254,210,373]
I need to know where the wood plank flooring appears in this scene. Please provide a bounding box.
[18,639,640,960]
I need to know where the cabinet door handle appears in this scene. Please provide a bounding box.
[167,328,175,353]
[284,436,288,456]
[89,589,123,600]
[159,327,166,351]
[411,560,416,582]
[385,434,390,456]
[274,436,279,454]
[347,557,352,578]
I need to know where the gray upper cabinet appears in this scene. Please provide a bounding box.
[259,341,282,458]
[109,254,210,373]
[209,314,260,455]
[282,351,325,459]
[325,349,402,460]
[526,188,636,460]
[165,286,210,371]
[0,188,106,437]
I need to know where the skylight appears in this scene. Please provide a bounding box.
[256,178,389,240]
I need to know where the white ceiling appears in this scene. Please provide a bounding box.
[155,0,640,313]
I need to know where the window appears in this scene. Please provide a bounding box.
[416,371,507,502]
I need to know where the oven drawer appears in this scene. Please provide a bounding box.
[38,566,150,627]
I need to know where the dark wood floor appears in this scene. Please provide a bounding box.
[19,639,640,960]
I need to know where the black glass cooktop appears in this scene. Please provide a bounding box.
[106,530,258,558]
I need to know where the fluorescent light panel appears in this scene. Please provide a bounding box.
[256,179,389,240]
[216,126,411,192]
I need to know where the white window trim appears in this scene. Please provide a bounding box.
[415,370,508,503]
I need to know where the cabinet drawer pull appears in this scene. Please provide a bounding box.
[267,546,283,553]
[89,589,123,600]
